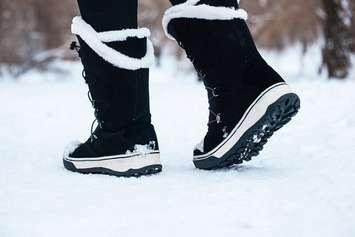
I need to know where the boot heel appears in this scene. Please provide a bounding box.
[193,83,300,170]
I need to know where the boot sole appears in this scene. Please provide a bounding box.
[63,152,162,178]
[193,83,300,170]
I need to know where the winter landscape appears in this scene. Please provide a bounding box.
[1,46,355,236]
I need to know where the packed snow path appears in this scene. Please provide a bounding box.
[1,64,355,237]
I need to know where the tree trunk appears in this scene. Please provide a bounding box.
[321,0,351,79]
[350,0,355,52]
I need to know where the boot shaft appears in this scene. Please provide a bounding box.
[163,0,286,153]
[169,19,259,82]
[71,16,155,132]
[77,36,151,131]
[164,0,284,89]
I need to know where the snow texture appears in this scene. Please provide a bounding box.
[1,48,355,237]
[126,143,156,155]
[71,17,155,70]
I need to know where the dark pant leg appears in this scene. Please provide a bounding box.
[169,0,239,8]
[169,0,187,5]
[75,0,143,59]
[77,0,138,31]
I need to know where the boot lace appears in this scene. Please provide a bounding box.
[71,41,104,142]
[183,42,230,139]
[205,85,229,139]
[87,88,104,142]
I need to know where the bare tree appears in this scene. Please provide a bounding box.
[349,0,355,52]
[1,0,353,78]
[321,0,351,79]
[241,0,323,51]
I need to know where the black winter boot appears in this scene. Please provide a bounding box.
[164,0,300,170]
[63,17,162,177]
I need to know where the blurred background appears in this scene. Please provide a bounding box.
[2,2,355,234]
[0,0,354,79]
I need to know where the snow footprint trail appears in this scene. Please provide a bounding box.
[1,67,355,237]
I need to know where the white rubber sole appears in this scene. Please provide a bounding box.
[63,151,162,177]
[193,82,294,161]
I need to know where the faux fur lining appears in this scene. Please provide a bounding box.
[71,16,155,70]
[162,0,248,40]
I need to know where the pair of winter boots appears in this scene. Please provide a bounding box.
[63,0,300,177]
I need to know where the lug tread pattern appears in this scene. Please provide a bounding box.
[63,159,162,178]
[194,93,301,170]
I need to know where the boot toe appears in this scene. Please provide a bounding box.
[69,142,97,158]
[64,141,97,159]
[193,148,204,156]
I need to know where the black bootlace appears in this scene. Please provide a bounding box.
[71,41,104,142]
[87,88,104,142]
[205,86,222,125]
[205,85,229,139]
[185,47,229,138]
[181,39,230,138]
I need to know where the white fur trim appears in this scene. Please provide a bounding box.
[98,29,151,42]
[162,1,248,40]
[71,16,155,70]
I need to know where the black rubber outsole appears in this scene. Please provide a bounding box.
[63,159,162,178]
[193,93,301,170]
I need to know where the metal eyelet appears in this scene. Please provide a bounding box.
[212,87,220,97]
[198,71,206,80]
[222,126,228,138]
[216,113,222,124]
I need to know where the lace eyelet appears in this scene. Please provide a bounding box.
[206,86,221,98]
[222,126,228,138]
[82,70,86,79]
[212,87,220,97]
[70,41,81,54]
[198,71,206,80]
[216,113,222,124]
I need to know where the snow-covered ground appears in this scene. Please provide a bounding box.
[1,50,355,237]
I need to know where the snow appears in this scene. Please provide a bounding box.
[1,49,355,237]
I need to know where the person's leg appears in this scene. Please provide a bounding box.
[170,0,238,8]
[164,0,300,169]
[63,0,162,177]
[77,0,137,31]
